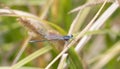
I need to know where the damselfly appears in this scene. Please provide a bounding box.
[30,34,73,42]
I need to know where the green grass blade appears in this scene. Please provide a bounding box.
[10,46,52,69]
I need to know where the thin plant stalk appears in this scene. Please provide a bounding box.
[11,0,53,64]
[75,0,119,52]
[45,0,110,68]
[91,41,120,69]
[10,46,52,69]
[57,54,68,69]
[12,35,32,65]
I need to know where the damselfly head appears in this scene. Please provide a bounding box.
[69,34,73,38]
[63,34,73,41]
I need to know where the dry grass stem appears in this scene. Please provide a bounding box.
[12,35,32,65]
[11,0,52,65]
[0,0,119,69]
[117,0,120,6]
[75,0,119,52]
[69,0,114,13]
[45,0,119,68]
[40,0,53,19]
[91,41,120,69]
[57,54,68,69]
[58,10,82,69]
[0,9,51,37]
[0,8,52,67]
[68,11,81,35]
[75,0,108,52]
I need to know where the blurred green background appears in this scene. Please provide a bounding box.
[0,0,120,69]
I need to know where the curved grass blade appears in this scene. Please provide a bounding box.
[10,46,52,69]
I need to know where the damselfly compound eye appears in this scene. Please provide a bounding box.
[63,35,73,41]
